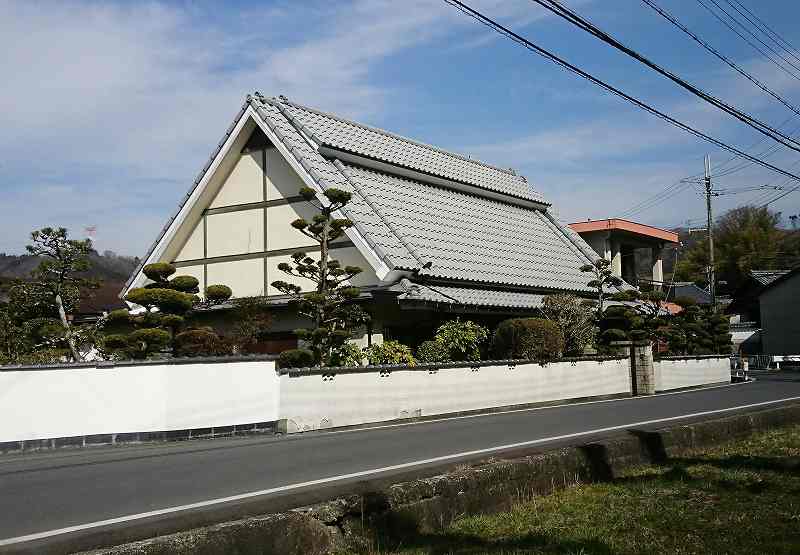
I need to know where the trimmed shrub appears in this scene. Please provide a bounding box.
[105,309,130,323]
[492,318,564,361]
[329,342,364,367]
[160,314,185,331]
[205,284,233,304]
[433,318,489,361]
[128,328,171,357]
[279,348,315,368]
[174,328,228,357]
[142,262,176,283]
[125,287,195,313]
[416,340,450,363]
[102,334,130,351]
[170,275,200,293]
[364,340,416,366]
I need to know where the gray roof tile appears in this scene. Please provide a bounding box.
[274,98,546,204]
[750,269,790,286]
[340,164,594,292]
[394,280,546,309]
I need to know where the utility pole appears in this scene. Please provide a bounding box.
[704,154,716,311]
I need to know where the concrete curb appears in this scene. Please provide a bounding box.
[72,402,800,555]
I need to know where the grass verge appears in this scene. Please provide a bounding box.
[350,425,800,554]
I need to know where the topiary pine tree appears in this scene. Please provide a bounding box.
[580,258,623,317]
[271,187,369,366]
[104,263,232,359]
[606,289,670,344]
[663,297,729,355]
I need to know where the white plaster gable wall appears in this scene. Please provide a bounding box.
[210,151,264,208]
[175,224,204,262]
[266,202,318,250]
[206,209,264,258]
[265,147,306,201]
[207,258,264,298]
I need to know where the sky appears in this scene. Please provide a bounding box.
[2,0,800,255]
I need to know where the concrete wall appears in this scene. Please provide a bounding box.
[654,356,730,392]
[760,273,800,355]
[0,359,280,443]
[278,359,632,432]
[1,352,735,443]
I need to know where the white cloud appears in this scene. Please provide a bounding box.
[0,0,470,254]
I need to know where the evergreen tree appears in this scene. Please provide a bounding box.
[104,263,232,359]
[23,227,97,361]
[271,187,368,366]
[675,205,800,291]
[580,258,623,316]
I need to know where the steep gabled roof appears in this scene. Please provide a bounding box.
[275,97,545,204]
[338,164,592,291]
[125,94,601,301]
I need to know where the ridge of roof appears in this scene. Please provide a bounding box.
[266,94,525,180]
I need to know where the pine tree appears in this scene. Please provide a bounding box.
[271,187,368,366]
[24,227,97,361]
[104,263,232,359]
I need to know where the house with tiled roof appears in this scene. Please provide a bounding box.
[123,94,605,350]
[727,268,791,326]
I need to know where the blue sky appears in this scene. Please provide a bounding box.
[2,0,800,255]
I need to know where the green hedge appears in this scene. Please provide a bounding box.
[492,318,564,361]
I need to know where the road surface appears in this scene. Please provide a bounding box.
[1,373,799,553]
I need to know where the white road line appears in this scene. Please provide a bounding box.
[1,393,798,547]
[323,379,749,436]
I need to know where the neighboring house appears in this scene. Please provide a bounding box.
[123,94,605,351]
[728,269,790,326]
[71,282,129,325]
[759,267,800,355]
[665,282,712,306]
[569,219,679,288]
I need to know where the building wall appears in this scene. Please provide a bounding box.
[761,274,800,355]
[161,137,378,299]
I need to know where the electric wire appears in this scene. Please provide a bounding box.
[640,0,800,119]
[722,0,800,65]
[695,0,800,81]
[526,0,800,154]
[725,0,800,64]
[441,0,800,183]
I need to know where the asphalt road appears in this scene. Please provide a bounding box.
[1,373,800,553]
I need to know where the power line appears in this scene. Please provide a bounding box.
[695,0,800,81]
[640,0,800,119]
[441,0,800,183]
[526,0,800,154]
[618,180,692,219]
[726,0,800,62]
[722,0,800,66]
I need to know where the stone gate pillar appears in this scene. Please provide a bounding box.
[631,341,655,395]
[610,340,655,396]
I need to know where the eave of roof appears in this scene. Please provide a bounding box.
[569,218,679,244]
[757,266,800,296]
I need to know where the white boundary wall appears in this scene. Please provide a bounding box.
[0,360,280,442]
[654,357,730,392]
[278,359,631,433]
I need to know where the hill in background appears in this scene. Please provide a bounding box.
[0,250,139,282]
[0,251,140,314]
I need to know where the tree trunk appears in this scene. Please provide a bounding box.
[56,293,81,362]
